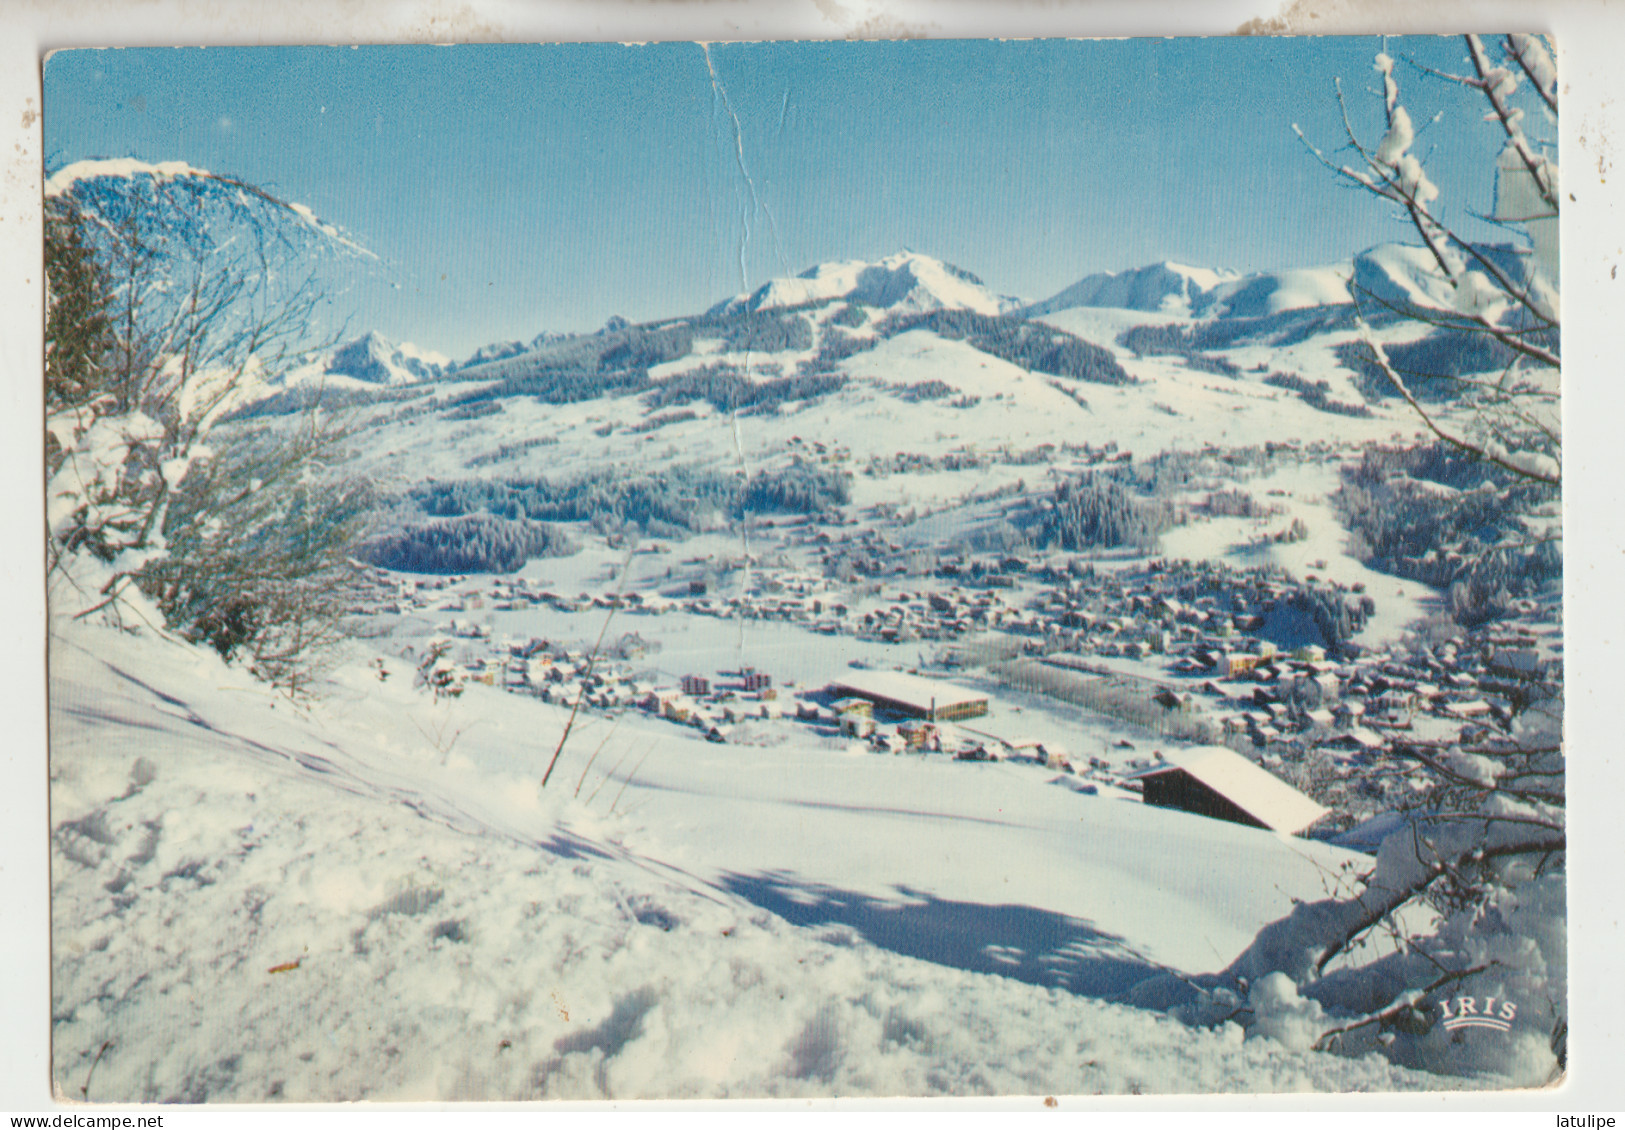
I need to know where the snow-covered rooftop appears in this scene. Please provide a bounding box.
[830,668,988,715]
[1136,745,1329,835]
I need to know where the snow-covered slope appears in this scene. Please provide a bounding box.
[1343,242,1530,316]
[712,251,1020,318]
[1210,265,1354,319]
[48,611,1450,1101]
[1204,244,1525,319]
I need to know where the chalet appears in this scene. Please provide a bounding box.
[1152,688,1191,712]
[1037,743,1073,771]
[1131,746,1328,834]
[842,715,877,738]
[1222,651,1269,679]
[1488,647,1547,681]
[1292,671,1341,706]
[1318,727,1385,752]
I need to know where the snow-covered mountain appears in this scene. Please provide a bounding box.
[1024,262,1243,318]
[1028,243,1534,323]
[710,251,1021,318]
[1026,257,1354,320]
[309,331,450,387]
[443,242,1533,389]
[459,339,530,369]
[458,331,572,371]
[1213,244,1485,320]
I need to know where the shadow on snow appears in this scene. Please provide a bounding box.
[719,869,1166,1000]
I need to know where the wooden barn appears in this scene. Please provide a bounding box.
[1131,746,1328,834]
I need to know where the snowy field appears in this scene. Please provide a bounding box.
[48,613,1453,1101]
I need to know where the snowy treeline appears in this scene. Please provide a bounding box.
[643,363,848,415]
[400,460,853,547]
[1035,474,1173,553]
[894,308,1135,385]
[1335,332,1528,404]
[1338,444,1561,627]
[741,460,855,513]
[1262,372,1374,418]
[1119,305,1363,353]
[223,382,430,421]
[1116,324,1244,378]
[359,514,577,575]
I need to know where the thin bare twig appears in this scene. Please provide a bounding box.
[1313,963,1491,1051]
[609,747,655,815]
[1314,834,1565,975]
[1354,322,1560,487]
[540,549,635,789]
[585,747,635,808]
[574,715,623,799]
[81,1039,113,1100]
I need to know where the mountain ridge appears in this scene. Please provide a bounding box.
[349,241,1535,387]
[708,250,1023,320]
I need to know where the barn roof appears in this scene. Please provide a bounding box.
[829,669,987,713]
[1134,745,1329,834]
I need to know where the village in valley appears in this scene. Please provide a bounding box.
[346,450,1562,842]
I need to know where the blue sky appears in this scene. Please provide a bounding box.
[44,37,1524,359]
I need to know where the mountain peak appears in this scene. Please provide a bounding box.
[712,251,1019,319]
[1025,261,1243,319]
[1026,244,1529,322]
[326,331,447,386]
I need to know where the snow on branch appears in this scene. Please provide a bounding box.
[1354,320,1559,487]
[45,158,377,261]
[1468,35,1560,216]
